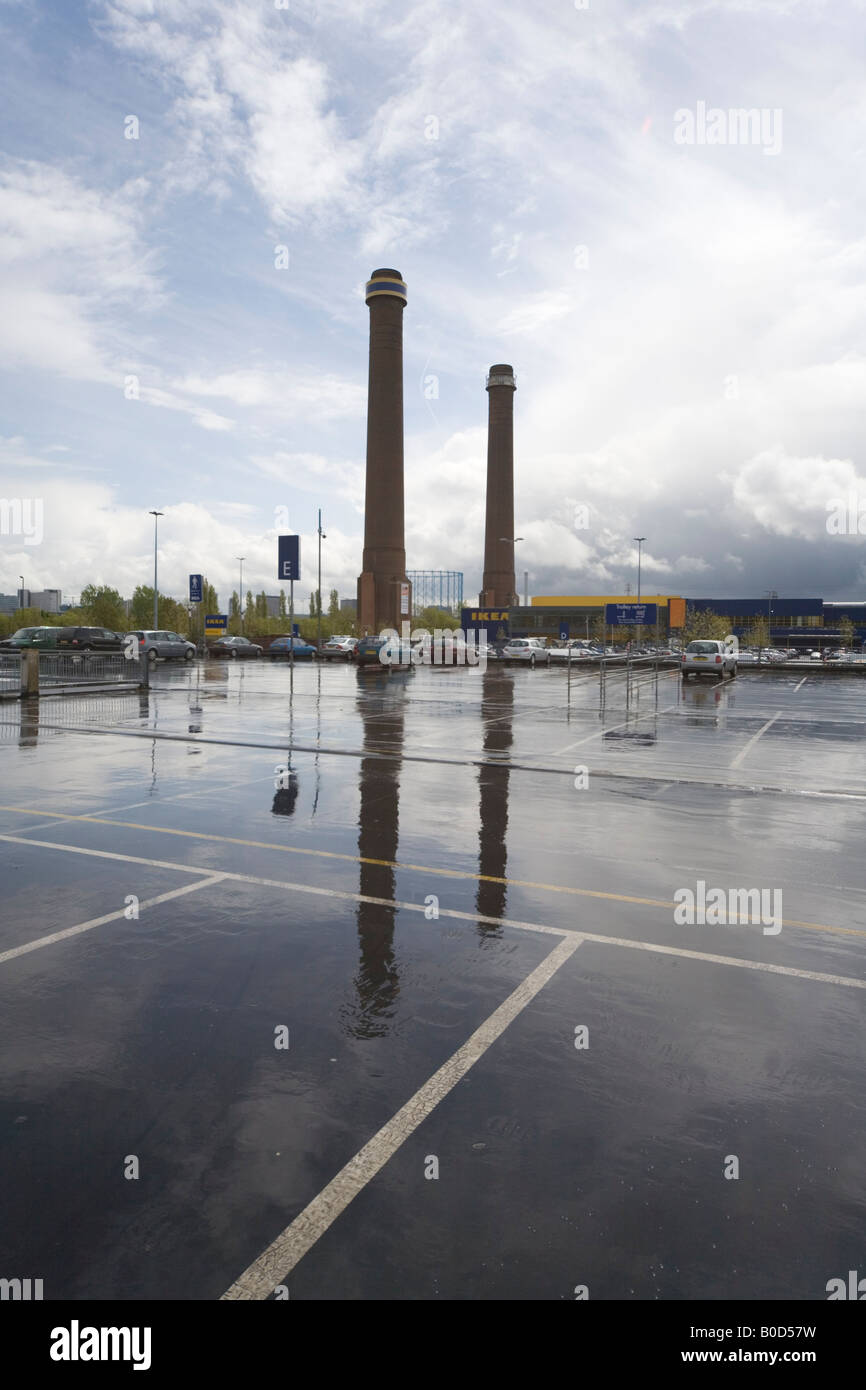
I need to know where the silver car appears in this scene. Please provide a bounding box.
[126,630,195,662]
[681,639,736,681]
[501,637,550,667]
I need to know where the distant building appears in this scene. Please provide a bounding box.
[0,593,18,613]
[264,594,282,618]
[340,598,357,614]
[17,588,62,613]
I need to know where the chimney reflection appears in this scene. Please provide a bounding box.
[476,668,514,933]
[346,668,406,1039]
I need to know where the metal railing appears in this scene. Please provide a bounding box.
[0,651,21,694]
[38,651,138,686]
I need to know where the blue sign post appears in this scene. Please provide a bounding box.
[278,536,301,672]
[559,622,569,642]
[189,574,203,604]
[277,536,301,581]
[605,603,658,627]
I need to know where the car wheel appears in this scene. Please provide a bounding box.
[184,649,194,661]
[230,648,238,660]
[529,653,536,668]
[147,649,157,662]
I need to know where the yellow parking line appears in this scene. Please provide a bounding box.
[0,804,863,939]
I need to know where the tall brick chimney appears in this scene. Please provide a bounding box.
[480,364,517,608]
[357,269,411,633]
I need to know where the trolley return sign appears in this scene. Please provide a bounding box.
[605,603,657,627]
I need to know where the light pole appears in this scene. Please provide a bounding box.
[237,556,245,633]
[634,537,646,650]
[18,575,24,609]
[317,509,326,651]
[149,511,163,629]
[500,537,523,606]
[765,589,777,662]
[633,539,647,600]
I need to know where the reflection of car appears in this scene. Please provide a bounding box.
[502,637,551,666]
[681,639,736,680]
[56,626,124,653]
[268,636,317,660]
[126,630,195,662]
[322,636,358,659]
[0,626,60,650]
[208,636,262,659]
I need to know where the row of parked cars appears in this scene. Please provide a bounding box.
[0,625,196,659]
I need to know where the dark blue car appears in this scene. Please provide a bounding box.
[268,636,317,660]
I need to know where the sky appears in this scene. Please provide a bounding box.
[1,0,865,611]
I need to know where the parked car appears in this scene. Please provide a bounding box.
[681,639,737,680]
[322,636,358,659]
[0,626,60,650]
[268,636,318,660]
[56,626,124,653]
[548,640,594,661]
[809,650,823,661]
[208,635,262,660]
[126,630,195,662]
[501,637,551,667]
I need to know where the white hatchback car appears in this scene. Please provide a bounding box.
[681,639,737,681]
[502,637,550,667]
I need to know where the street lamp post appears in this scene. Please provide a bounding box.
[765,589,777,663]
[633,536,647,597]
[149,511,163,629]
[317,509,326,652]
[634,536,646,650]
[499,537,523,606]
[237,557,245,633]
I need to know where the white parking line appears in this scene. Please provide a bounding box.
[2,834,865,966]
[729,711,782,769]
[0,875,225,965]
[794,676,808,692]
[221,933,583,1299]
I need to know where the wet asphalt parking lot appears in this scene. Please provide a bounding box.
[0,658,864,1300]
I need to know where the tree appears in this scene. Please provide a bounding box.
[414,605,460,632]
[255,591,267,619]
[129,586,187,632]
[683,607,731,644]
[838,616,855,648]
[328,588,340,619]
[744,616,769,649]
[279,590,287,619]
[79,584,126,630]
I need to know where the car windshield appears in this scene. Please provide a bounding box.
[687,641,720,653]
[10,629,38,638]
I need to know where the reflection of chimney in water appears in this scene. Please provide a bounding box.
[345,671,405,1038]
[476,669,514,932]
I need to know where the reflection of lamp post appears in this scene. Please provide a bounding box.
[149,511,163,629]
